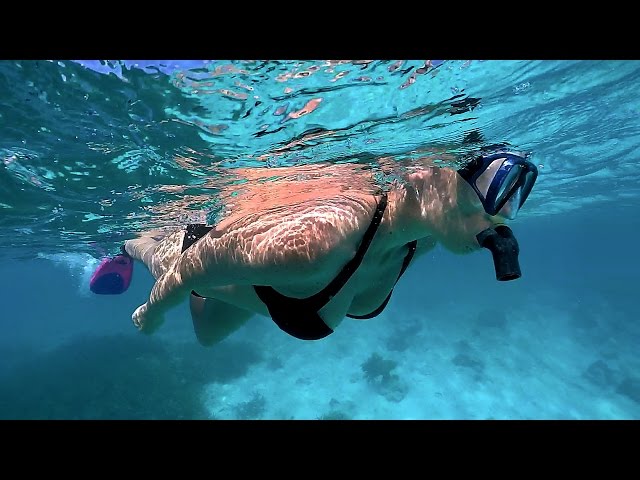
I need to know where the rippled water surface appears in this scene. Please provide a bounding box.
[2,60,639,257]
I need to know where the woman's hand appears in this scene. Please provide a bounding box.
[132,302,165,334]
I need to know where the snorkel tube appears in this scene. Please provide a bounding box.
[476,225,521,281]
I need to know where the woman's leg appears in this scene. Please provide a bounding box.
[124,229,185,280]
[189,292,253,346]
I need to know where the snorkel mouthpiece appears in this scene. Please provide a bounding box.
[476,225,521,281]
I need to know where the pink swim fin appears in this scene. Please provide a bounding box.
[89,248,133,295]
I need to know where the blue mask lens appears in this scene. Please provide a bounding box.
[458,151,538,218]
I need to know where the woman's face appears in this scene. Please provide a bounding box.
[456,172,485,216]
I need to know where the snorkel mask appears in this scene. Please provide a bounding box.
[457,151,538,220]
[457,150,538,281]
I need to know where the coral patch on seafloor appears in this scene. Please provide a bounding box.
[234,392,267,419]
[583,359,619,389]
[0,334,263,419]
[361,352,408,403]
[617,376,640,405]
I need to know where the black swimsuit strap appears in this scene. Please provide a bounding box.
[254,194,388,340]
[255,194,388,311]
[181,224,214,299]
[302,193,388,310]
[182,224,213,253]
[346,239,417,320]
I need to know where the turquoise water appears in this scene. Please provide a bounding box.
[1,60,639,419]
